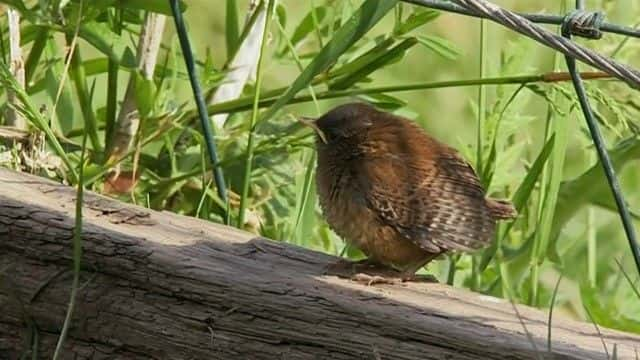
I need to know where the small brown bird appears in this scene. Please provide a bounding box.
[300,102,517,282]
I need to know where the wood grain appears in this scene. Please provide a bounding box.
[0,168,638,359]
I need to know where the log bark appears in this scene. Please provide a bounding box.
[0,167,638,360]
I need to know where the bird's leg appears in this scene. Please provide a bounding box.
[326,258,404,286]
[350,273,398,285]
[326,258,439,285]
[399,272,439,283]
[324,257,393,278]
[398,260,439,283]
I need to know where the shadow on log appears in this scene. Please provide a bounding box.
[0,168,639,359]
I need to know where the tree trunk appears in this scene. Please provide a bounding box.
[0,168,638,360]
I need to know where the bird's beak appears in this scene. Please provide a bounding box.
[298,116,328,144]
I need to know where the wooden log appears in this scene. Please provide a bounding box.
[0,167,638,359]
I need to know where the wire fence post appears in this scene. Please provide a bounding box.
[560,1,640,276]
[169,0,228,204]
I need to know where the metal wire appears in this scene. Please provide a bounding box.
[169,0,228,203]
[561,3,640,279]
[402,0,640,38]
[405,0,640,89]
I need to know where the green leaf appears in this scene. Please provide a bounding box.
[359,93,407,110]
[79,21,136,68]
[395,9,439,35]
[330,37,418,89]
[536,108,570,266]
[581,283,640,333]
[260,0,399,123]
[292,151,317,245]
[549,137,640,254]
[327,37,395,79]
[283,6,328,55]
[276,3,287,29]
[225,0,240,59]
[44,40,76,135]
[416,35,460,60]
[513,135,556,212]
[478,135,555,272]
[110,0,187,15]
[134,72,157,117]
[0,62,78,183]
[616,258,640,300]
[0,0,27,12]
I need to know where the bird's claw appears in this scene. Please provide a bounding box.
[350,273,397,286]
[349,273,438,286]
[324,258,387,277]
[400,273,439,283]
[324,259,439,285]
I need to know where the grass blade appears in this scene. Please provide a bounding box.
[258,0,399,123]
[292,151,317,243]
[52,131,87,360]
[225,0,240,58]
[547,274,563,352]
[330,37,418,89]
[210,1,268,128]
[238,0,275,228]
[616,258,640,300]
[479,134,555,272]
[0,62,78,183]
[67,41,102,153]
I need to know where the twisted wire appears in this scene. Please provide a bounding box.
[563,9,604,39]
[406,0,640,89]
[402,0,640,38]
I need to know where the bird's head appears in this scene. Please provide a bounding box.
[299,102,377,146]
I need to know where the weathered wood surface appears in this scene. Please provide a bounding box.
[0,168,638,360]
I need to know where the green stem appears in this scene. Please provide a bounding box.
[105,8,122,153]
[446,254,458,285]
[67,72,607,141]
[86,73,609,188]
[237,0,274,228]
[587,207,596,287]
[309,0,324,49]
[52,131,86,360]
[476,18,487,177]
[532,0,572,307]
[471,18,487,292]
[67,42,102,153]
[0,63,78,183]
[529,105,554,306]
[24,28,49,87]
[201,73,603,119]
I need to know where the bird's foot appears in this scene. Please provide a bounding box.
[400,273,439,283]
[326,258,402,285]
[349,272,438,286]
[324,258,390,278]
[325,259,439,285]
[350,273,398,286]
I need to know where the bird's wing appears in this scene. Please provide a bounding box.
[356,149,495,252]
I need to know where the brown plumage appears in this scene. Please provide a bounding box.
[302,102,517,280]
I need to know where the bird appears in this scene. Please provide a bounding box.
[299,102,517,283]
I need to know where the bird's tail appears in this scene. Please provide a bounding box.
[486,198,517,220]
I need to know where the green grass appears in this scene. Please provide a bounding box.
[1,0,639,344]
